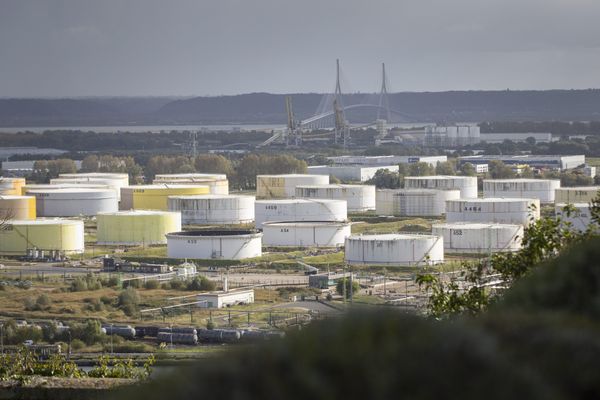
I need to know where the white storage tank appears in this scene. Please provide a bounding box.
[432,222,523,254]
[254,199,347,228]
[168,195,255,225]
[256,174,329,199]
[25,188,118,217]
[295,184,376,212]
[555,186,600,204]
[154,173,229,195]
[446,198,540,226]
[96,210,182,245]
[376,189,460,216]
[483,179,560,203]
[262,221,351,247]
[166,229,262,260]
[555,203,592,232]
[404,176,478,199]
[51,176,127,200]
[344,234,444,266]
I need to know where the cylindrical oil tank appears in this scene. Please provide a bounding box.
[432,222,523,253]
[120,184,210,211]
[166,229,262,260]
[254,199,347,228]
[344,234,444,266]
[96,210,182,245]
[404,176,478,199]
[168,195,254,225]
[483,179,560,203]
[256,174,329,199]
[26,188,118,217]
[262,221,351,247]
[295,184,376,212]
[0,195,36,220]
[555,203,592,232]
[0,219,85,256]
[51,176,127,200]
[59,172,129,186]
[376,189,460,216]
[21,183,111,195]
[0,177,26,195]
[445,198,540,226]
[154,173,229,195]
[555,186,600,204]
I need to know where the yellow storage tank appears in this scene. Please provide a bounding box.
[120,184,210,211]
[96,210,182,245]
[153,174,229,195]
[0,177,26,195]
[0,219,84,256]
[0,195,36,220]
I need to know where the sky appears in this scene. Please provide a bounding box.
[1,0,600,97]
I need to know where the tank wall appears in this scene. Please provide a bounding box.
[376,189,460,216]
[167,234,262,259]
[254,200,347,228]
[256,175,329,198]
[0,196,36,220]
[28,191,118,217]
[168,196,255,224]
[262,223,351,247]
[555,204,592,232]
[404,176,478,198]
[344,235,444,266]
[0,178,26,196]
[295,185,376,211]
[120,186,210,211]
[446,199,540,225]
[555,187,600,204]
[97,212,182,245]
[483,180,561,203]
[432,224,523,253]
[0,221,85,255]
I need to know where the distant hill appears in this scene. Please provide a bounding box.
[2,90,600,127]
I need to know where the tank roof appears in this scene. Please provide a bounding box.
[97,210,179,216]
[26,188,114,194]
[556,186,600,191]
[123,184,209,190]
[0,195,34,200]
[433,222,523,229]
[296,184,373,189]
[483,178,559,183]
[8,218,83,226]
[447,197,538,203]
[262,221,350,227]
[167,229,260,237]
[255,198,344,204]
[348,233,440,240]
[168,194,254,200]
[555,203,590,207]
[257,174,327,178]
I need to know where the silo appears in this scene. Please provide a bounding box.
[295,184,376,212]
[120,184,210,211]
[344,234,444,266]
[432,222,523,253]
[555,203,592,232]
[555,186,600,204]
[256,174,329,199]
[445,198,540,226]
[96,210,182,245]
[26,188,118,217]
[166,229,262,259]
[0,177,26,195]
[262,221,351,247]
[483,179,560,203]
[254,199,347,228]
[154,173,229,195]
[404,176,478,199]
[0,195,36,220]
[168,195,255,225]
[376,189,460,216]
[0,219,84,256]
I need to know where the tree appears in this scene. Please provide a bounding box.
[366,169,402,189]
[460,162,477,176]
[118,287,140,316]
[408,162,435,176]
[194,154,234,175]
[336,278,360,299]
[488,160,515,179]
[520,166,535,178]
[435,161,456,175]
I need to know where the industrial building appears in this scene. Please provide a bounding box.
[307,165,399,182]
[404,176,478,199]
[254,198,347,228]
[26,188,118,217]
[262,221,351,247]
[344,233,444,266]
[196,289,255,309]
[166,229,262,260]
[555,203,592,232]
[96,210,182,245]
[0,195,36,220]
[325,155,447,167]
[432,223,523,254]
[479,132,553,143]
[555,187,600,204]
[295,184,376,212]
[376,188,460,217]
[483,179,561,203]
[458,155,585,171]
[153,173,229,195]
[445,198,540,226]
[0,219,85,256]
[168,195,255,225]
[256,174,329,199]
[423,125,481,147]
[120,184,210,211]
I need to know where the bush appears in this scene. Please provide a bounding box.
[70,273,102,292]
[103,276,121,288]
[187,276,216,291]
[36,294,52,309]
[68,320,104,345]
[168,279,186,290]
[70,338,85,351]
[336,278,360,299]
[144,280,160,290]
[118,287,140,316]
[100,295,114,305]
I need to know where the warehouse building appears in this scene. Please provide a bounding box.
[458,155,585,171]
[325,155,447,167]
[307,165,399,182]
[479,132,553,143]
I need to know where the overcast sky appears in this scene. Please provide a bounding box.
[1,0,600,97]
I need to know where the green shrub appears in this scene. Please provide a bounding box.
[144,280,160,290]
[70,338,85,351]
